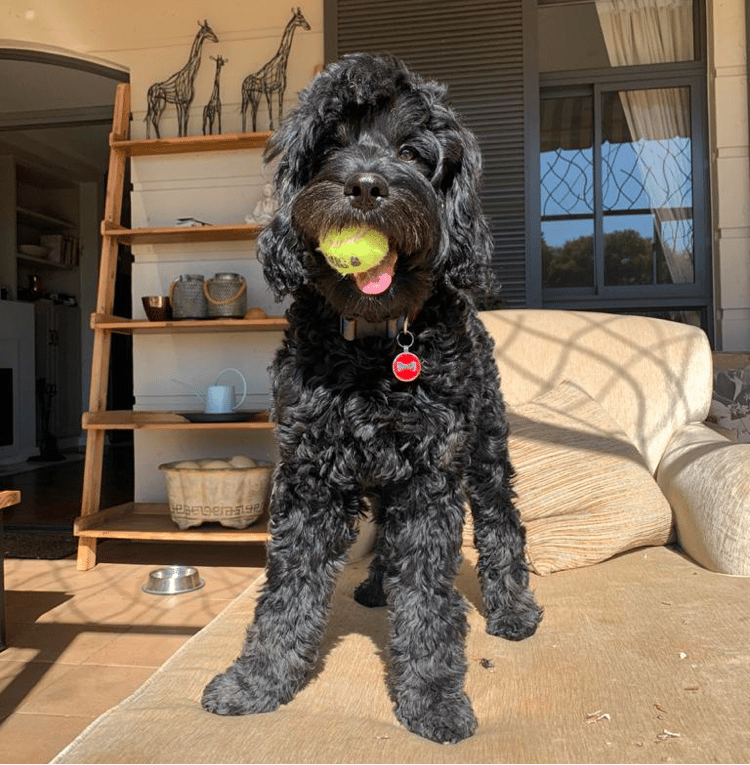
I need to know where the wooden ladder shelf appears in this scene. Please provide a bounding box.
[76,83,283,570]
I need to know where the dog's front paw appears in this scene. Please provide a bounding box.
[486,595,543,641]
[396,693,477,744]
[201,665,283,716]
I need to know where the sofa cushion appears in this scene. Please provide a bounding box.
[657,422,750,576]
[465,381,674,575]
[479,310,714,473]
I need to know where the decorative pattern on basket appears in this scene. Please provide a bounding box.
[159,457,273,529]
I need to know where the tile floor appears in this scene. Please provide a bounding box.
[1,443,133,530]
[1,541,267,763]
[1,444,268,763]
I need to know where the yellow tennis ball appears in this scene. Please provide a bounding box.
[318,226,389,274]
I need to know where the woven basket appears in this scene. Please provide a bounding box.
[159,457,273,530]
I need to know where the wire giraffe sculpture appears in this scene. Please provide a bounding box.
[240,8,311,133]
[146,20,219,138]
[203,55,228,135]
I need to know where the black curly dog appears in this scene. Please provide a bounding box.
[202,54,542,744]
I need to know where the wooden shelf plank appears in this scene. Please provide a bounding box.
[111,130,272,157]
[0,490,21,510]
[75,502,270,542]
[91,312,287,334]
[17,254,75,270]
[102,221,262,245]
[82,410,274,430]
[17,206,75,229]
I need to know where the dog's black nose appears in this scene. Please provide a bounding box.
[344,172,389,209]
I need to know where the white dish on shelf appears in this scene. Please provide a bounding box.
[18,244,50,258]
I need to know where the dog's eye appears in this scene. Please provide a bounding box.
[397,146,418,162]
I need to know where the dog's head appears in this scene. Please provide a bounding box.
[258,53,493,322]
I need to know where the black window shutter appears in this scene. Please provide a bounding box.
[325,0,529,307]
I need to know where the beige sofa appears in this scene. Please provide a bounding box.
[53,310,750,764]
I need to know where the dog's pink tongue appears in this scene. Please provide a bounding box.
[353,250,397,295]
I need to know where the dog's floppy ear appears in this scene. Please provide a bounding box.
[256,104,323,299]
[256,89,329,299]
[434,123,494,293]
[256,208,305,300]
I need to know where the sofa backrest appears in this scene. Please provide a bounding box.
[480,309,713,473]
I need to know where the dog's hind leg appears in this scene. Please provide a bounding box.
[466,394,543,641]
[201,466,359,716]
[354,494,388,607]
[382,477,477,744]
[353,532,388,607]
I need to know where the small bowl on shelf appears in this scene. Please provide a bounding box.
[142,295,172,321]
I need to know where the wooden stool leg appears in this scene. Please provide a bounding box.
[77,428,106,571]
[77,536,98,572]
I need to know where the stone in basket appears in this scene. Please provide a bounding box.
[159,455,273,530]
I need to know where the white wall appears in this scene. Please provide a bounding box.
[709,0,750,350]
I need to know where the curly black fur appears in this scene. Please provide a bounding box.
[201,53,542,744]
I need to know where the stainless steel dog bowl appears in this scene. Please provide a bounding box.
[142,566,204,595]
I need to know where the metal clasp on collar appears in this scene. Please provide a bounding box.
[340,316,400,341]
[392,317,421,382]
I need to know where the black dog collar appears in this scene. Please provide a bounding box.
[340,315,422,382]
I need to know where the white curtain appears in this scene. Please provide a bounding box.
[596,0,694,284]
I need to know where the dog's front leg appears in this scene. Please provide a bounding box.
[383,477,477,744]
[201,467,357,716]
[467,395,543,641]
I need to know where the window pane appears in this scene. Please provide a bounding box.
[543,219,595,288]
[601,88,694,286]
[603,214,656,285]
[538,0,695,73]
[541,95,595,288]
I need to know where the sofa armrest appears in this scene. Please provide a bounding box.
[656,422,750,576]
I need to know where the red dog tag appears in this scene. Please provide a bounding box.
[392,351,421,382]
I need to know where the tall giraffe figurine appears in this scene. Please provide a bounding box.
[241,8,311,132]
[145,20,219,138]
[203,55,228,135]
